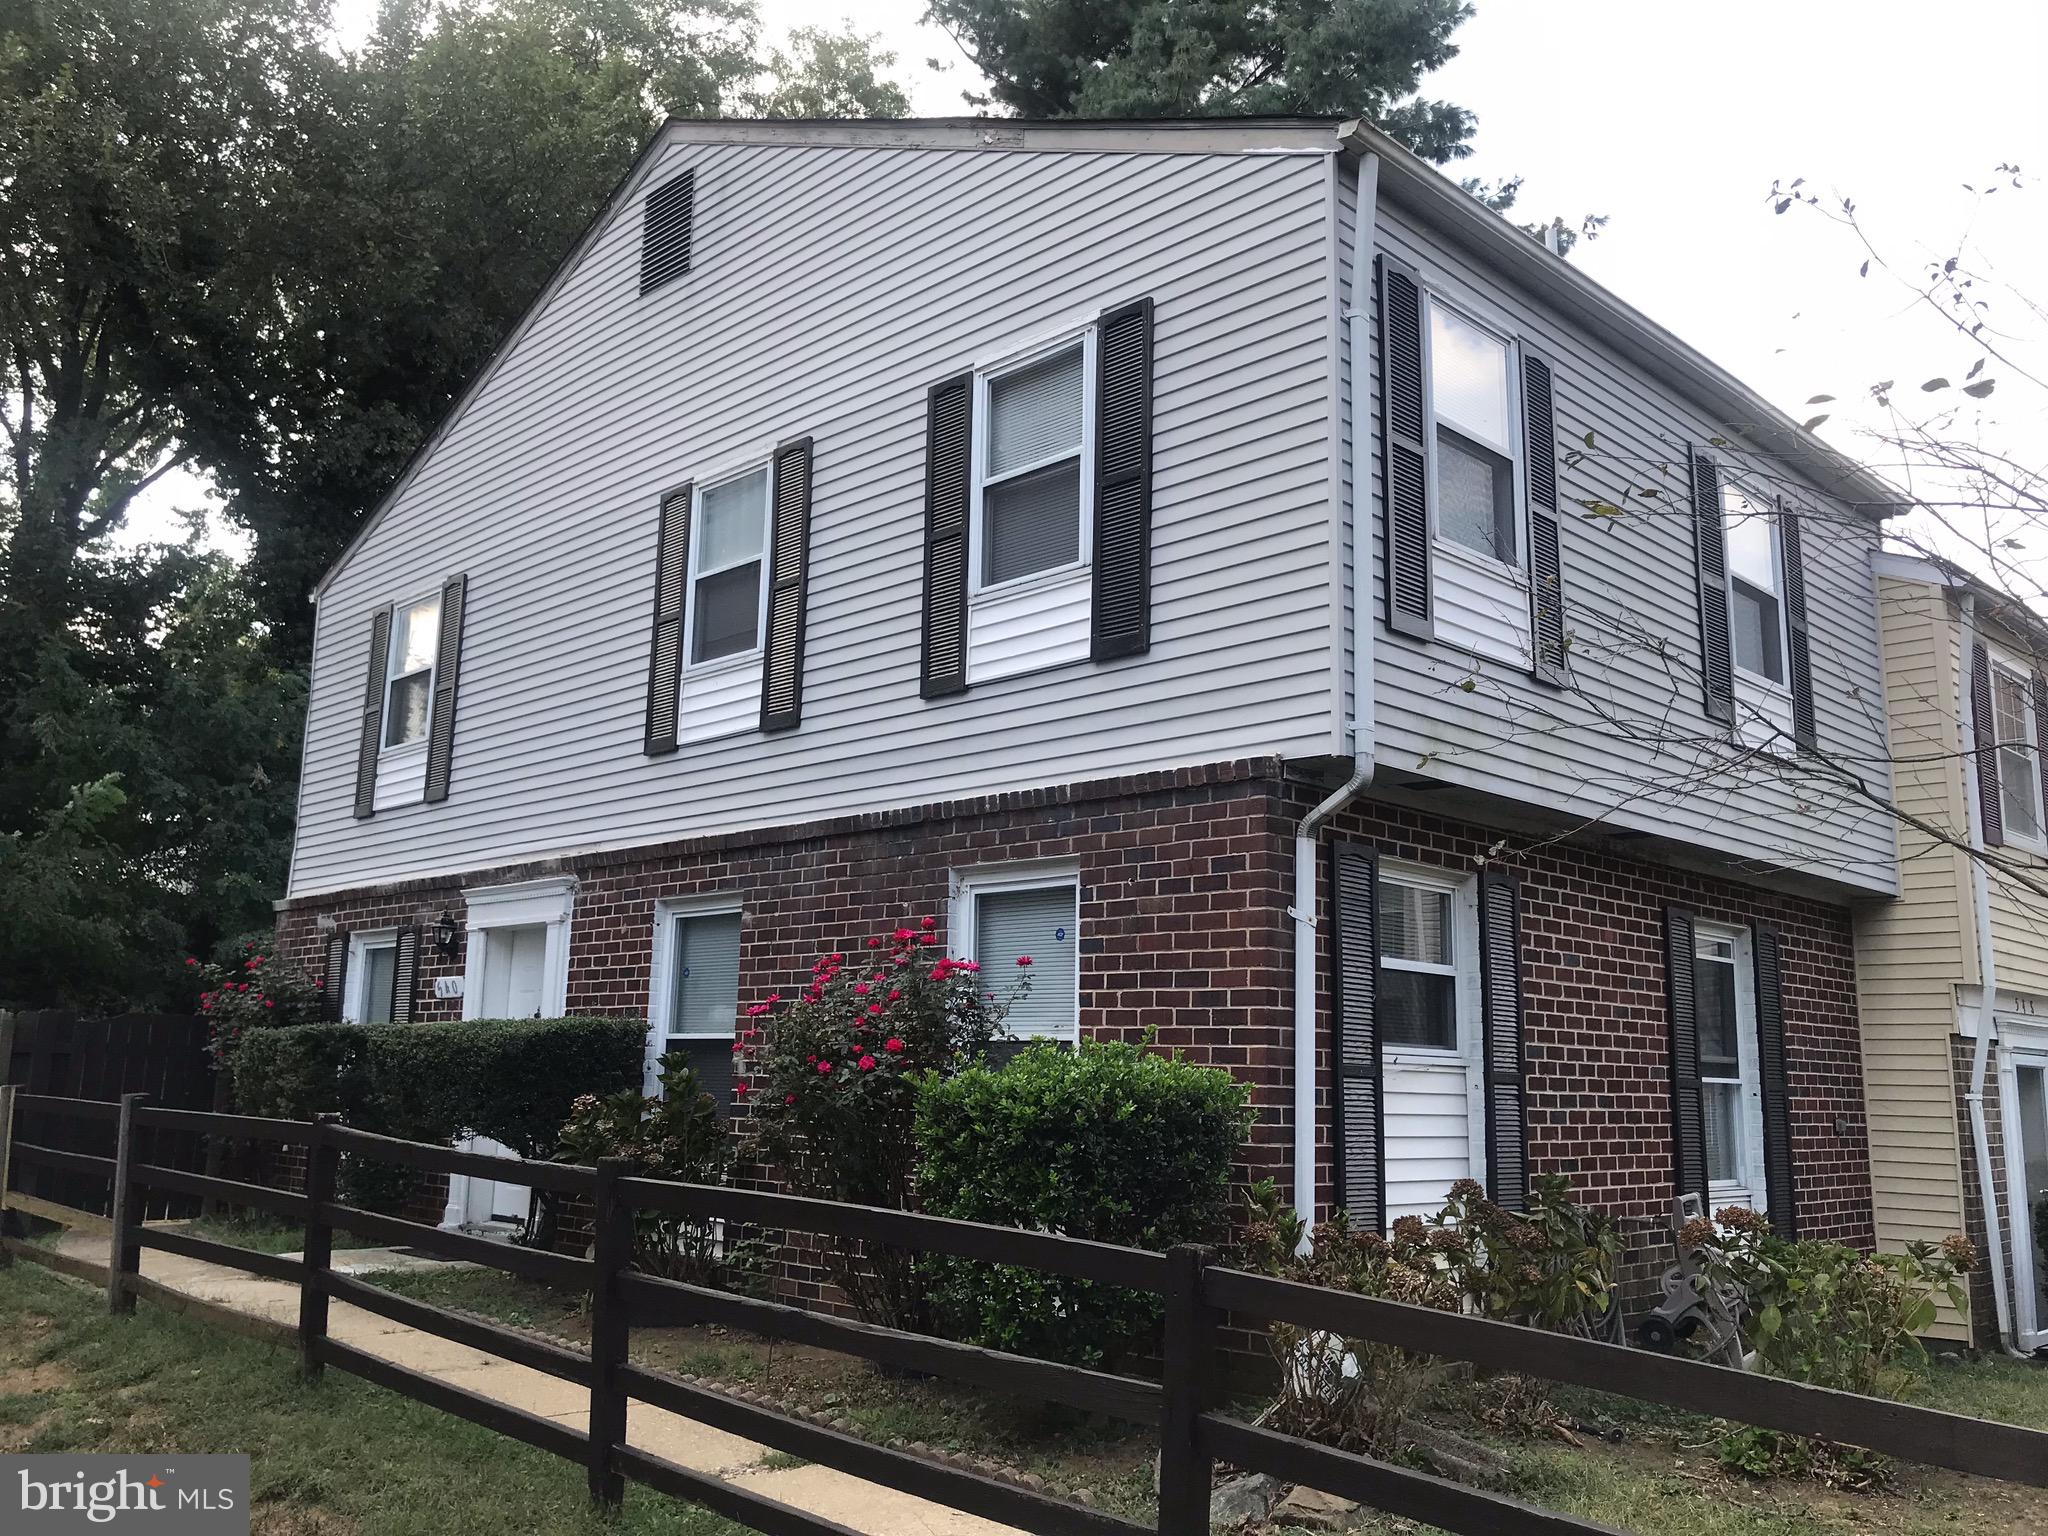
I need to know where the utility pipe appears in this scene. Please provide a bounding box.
[1291,147,1382,1232]
[1958,590,2027,1356]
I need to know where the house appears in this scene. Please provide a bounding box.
[276,116,1896,1270]
[1857,555,2048,1349]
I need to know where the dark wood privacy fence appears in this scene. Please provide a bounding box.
[6,1091,2048,1536]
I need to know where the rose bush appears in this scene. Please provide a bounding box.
[189,940,324,1066]
[733,917,1019,1327]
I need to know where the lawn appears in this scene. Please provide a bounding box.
[368,1265,2048,1536]
[0,1258,742,1536]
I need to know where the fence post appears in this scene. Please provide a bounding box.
[586,1156,634,1511]
[107,1091,147,1315]
[298,1113,342,1380]
[1158,1243,1218,1536]
[0,1082,16,1255]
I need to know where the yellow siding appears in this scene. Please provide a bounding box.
[1855,576,1969,1338]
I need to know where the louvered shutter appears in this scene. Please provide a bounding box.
[921,374,973,699]
[1780,503,1816,752]
[1972,642,2004,848]
[1091,297,1155,661]
[320,933,348,1023]
[1331,839,1385,1232]
[641,170,694,293]
[1479,868,1529,1212]
[644,483,692,755]
[389,925,421,1024]
[761,438,813,733]
[423,575,467,802]
[2032,673,2048,821]
[1754,927,1797,1238]
[1689,448,1735,726]
[1521,352,1567,685]
[1663,906,1708,1205]
[1377,257,1434,639]
[353,608,392,819]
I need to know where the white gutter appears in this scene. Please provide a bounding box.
[1292,148,1381,1231]
[1958,591,2026,1356]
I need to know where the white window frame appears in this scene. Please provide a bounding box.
[681,457,775,677]
[458,878,575,1022]
[1376,861,1482,1069]
[381,589,442,755]
[1721,483,1792,692]
[950,860,1082,1044]
[1421,291,1527,578]
[647,896,744,1094]
[343,928,401,1025]
[968,327,1098,599]
[1694,921,1768,1213]
[1989,648,2047,854]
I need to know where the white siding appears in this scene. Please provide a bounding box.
[290,138,1340,897]
[1383,1061,1474,1222]
[1357,196,1897,897]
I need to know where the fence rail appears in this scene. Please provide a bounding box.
[5,1086,2048,1536]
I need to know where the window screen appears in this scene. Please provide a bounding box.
[668,912,741,1038]
[361,944,397,1024]
[691,469,767,663]
[976,882,1078,1039]
[982,344,1084,587]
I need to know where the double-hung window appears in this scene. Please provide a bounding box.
[1428,301,1521,568]
[1377,875,1461,1051]
[653,904,743,1110]
[1991,657,2045,846]
[974,335,1094,592]
[955,866,1080,1043]
[346,931,400,1024]
[1693,925,1766,1210]
[687,466,771,666]
[1723,487,1787,685]
[383,594,441,749]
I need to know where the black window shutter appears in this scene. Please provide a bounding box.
[390,924,421,1024]
[2032,673,2048,821]
[1331,839,1385,1233]
[1972,641,2004,848]
[1780,503,1816,752]
[921,373,973,699]
[1521,351,1567,685]
[353,607,392,820]
[423,574,467,803]
[644,483,692,756]
[1753,927,1797,1239]
[1479,868,1529,1212]
[761,437,814,733]
[1689,448,1734,726]
[320,932,348,1022]
[641,169,694,293]
[1663,905,1708,1206]
[1377,256,1434,639]
[1091,296,1155,661]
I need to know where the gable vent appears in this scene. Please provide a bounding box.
[641,170,694,294]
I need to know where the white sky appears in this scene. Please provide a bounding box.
[127,0,2048,562]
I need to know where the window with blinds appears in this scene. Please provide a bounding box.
[973,881,1078,1040]
[667,912,741,1039]
[979,342,1086,588]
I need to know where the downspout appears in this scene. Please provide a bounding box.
[1292,146,1381,1230]
[1957,591,2026,1355]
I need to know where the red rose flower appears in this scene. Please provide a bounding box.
[858,1055,877,1072]
[734,1081,750,1096]
[785,1093,797,1105]
[817,1060,833,1074]
[1016,955,1033,967]
[854,982,870,996]
[867,1003,884,1016]
[920,916,936,930]
[884,1038,904,1054]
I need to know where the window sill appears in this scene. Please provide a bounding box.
[379,739,429,761]
[1734,669,1792,699]
[1383,1046,1467,1067]
[971,562,1091,608]
[1434,538,1525,587]
[682,649,764,682]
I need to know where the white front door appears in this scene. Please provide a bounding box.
[460,923,546,1230]
[2006,1055,2048,1352]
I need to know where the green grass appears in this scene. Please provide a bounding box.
[0,1258,742,1536]
[1910,1353,2048,1430]
[180,1212,380,1256]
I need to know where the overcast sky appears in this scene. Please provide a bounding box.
[131,0,2048,561]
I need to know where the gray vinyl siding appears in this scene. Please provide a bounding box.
[1357,196,1898,897]
[289,138,1341,898]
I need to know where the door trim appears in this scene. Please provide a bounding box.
[1999,1040,2048,1351]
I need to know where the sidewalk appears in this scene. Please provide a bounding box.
[38,1229,1021,1536]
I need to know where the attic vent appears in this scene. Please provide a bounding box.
[641,170,694,293]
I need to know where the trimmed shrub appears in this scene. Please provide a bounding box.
[914,1039,1253,1368]
[232,1015,646,1157]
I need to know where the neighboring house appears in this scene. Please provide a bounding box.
[276,116,1895,1268]
[1858,555,2048,1349]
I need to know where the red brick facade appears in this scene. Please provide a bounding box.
[275,760,1875,1264]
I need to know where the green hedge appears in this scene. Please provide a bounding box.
[914,1039,1253,1368]
[231,1015,646,1158]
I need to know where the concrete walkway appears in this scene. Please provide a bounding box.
[41,1229,1022,1536]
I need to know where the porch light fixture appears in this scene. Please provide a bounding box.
[433,909,461,959]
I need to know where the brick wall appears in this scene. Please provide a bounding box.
[276,761,1875,1286]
